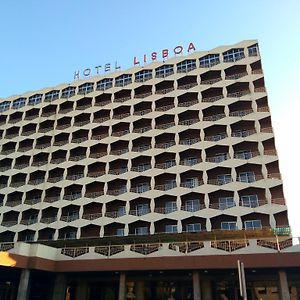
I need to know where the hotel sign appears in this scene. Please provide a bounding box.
[74,42,196,80]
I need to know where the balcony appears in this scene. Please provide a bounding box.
[1,220,18,227]
[111,129,130,137]
[63,193,82,201]
[202,95,223,103]
[61,214,79,222]
[28,178,44,185]
[131,164,151,172]
[203,113,226,121]
[204,133,227,142]
[231,129,256,138]
[227,90,250,98]
[44,196,60,203]
[20,218,38,226]
[179,158,201,166]
[108,168,128,175]
[107,188,127,196]
[40,217,57,224]
[133,108,152,116]
[130,185,151,194]
[155,160,176,169]
[82,212,102,220]
[225,72,247,80]
[155,181,177,191]
[66,174,84,181]
[178,119,199,126]
[205,154,230,163]
[85,191,104,198]
[133,126,152,134]
[180,180,203,188]
[178,99,198,107]
[156,141,176,149]
[132,144,151,152]
[229,109,253,117]
[155,122,175,130]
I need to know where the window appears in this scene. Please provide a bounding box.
[165,160,176,168]
[45,90,60,102]
[165,201,177,213]
[61,87,76,98]
[28,94,42,105]
[185,199,200,212]
[25,234,35,242]
[165,224,177,233]
[135,70,152,82]
[117,206,126,217]
[184,157,198,166]
[136,183,150,193]
[12,98,26,109]
[119,185,127,194]
[155,65,174,78]
[177,60,196,73]
[217,174,232,185]
[165,180,177,190]
[0,101,11,112]
[116,228,124,236]
[248,44,259,57]
[186,223,201,232]
[184,177,199,188]
[136,204,150,216]
[64,231,76,240]
[135,226,148,236]
[199,54,220,68]
[137,163,151,172]
[235,150,252,160]
[219,197,235,210]
[241,195,259,208]
[97,78,113,90]
[78,82,94,94]
[67,211,79,221]
[238,171,256,183]
[221,221,237,230]
[245,220,262,230]
[214,153,229,162]
[223,48,245,62]
[115,74,132,87]
[70,191,82,200]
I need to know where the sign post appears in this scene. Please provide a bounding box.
[238,260,247,300]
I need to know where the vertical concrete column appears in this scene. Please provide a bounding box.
[278,270,290,300]
[52,273,67,300]
[76,281,88,300]
[136,281,145,300]
[201,279,213,300]
[17,269,30,300]
[118,272,126,300]
[192,271,201,300]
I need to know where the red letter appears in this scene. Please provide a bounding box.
[133,56,140,66]
[162,49,168,59]
[174,45,183,55]
[143,54,147,64]
[151,52,157,61]
[187,42,196,52]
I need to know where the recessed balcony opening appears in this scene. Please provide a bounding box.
[41,105,57,117]
[201,70,222,84]
[69,147,87,161]
[105,200,126,218]
[201,87,223,103]
[129,197,151,216]
[226,82,250,98]
[256,96,269,112]
[155,114,175,130]
[133,102,152,116]
[207,167,232,185]
[155,153,176,169]
[28,171,45,186]
[274,211,289,228]
[154,195,177,214]
[238,187,266,207]
[25,108,39,120]
[18,229,35,242]
[236,163,263,183]
[180,170,203,188]
[205,145,230,163]
[130,176,151,194]
[51,150,67,164]
[204,125,227,142]
[107,179,127,196]
[208,190,235,210]
[0,158,12,171]
[181,192,205,212]
[0,231,15,243]
[133,119,152,134]
[253,78,266,93]
[95,93,112,106]
[44,186,61,203]
[263,138,276,156]
[251,60,262,74]
[72,129,88,143]
[2,142,16,154]
[81,225,101,239]
[83,202,102,220]
[241,213,269,230]
[154,173,177,191]
[134,85,152,98]
[58,101,74,114]
[5,126,20,138]
[74,113,91,127]
[178,110,199,126]
[229,101,253,117]
[177,59,196,73]
[135,69,153,83]
[21,209,39,226]
[224,65,247,80]
[155,133,175,149]
[6,192,23,207]
[155,80,174,94]
[259,117,272,133]
[41,207,58,224]
[178,92,199,107]
[155,97,175,112]
[109,159,128,175]
[132,137,152,152]
[39,120,55,133]
[179,129,200,146]
[36,136,52,149]
[2,211,19,227]
[211,215,237,231]
[114,89,131,103]
[182,217,206,233]
[177,75,197,90]
[0,115,7,125]
[266,161,281,178]
[14,156,30,169]
[179,149,202,166]
[113,106,131,120]
[111,122,130,137]
[58,226,77,240]
[131,156,151,172]
[10,173,26,187]
[91,126,109,140]
[53,133,69,147]
[22,123,37,136]
[76,97,92,110]
[231,120,256,137]
[93,109,110,123]
[0,194,3,206]
[97,78,113,91]
[233,141,259,159]
[47,168,64,183]
[0,176,8,188]
[89,144,108,159]
[129,221,150,236]
[61,87,76,98]
[115,74,132,88]
[87,162,106,178]
[66,165,84,181]
[9,111,23,123]
[56,117,72,130]
[270,185,285,205]
[104,222,125,237]
[85,182,104,198]
[155,219,177,234]
[61,205,80,222]
[38,228,55,241]
[203,106,225,121]
[63,184,82,201]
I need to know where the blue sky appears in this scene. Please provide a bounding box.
[1,0,300,234]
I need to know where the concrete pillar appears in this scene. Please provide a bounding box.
[52,273,67,300]
[201,279,213,300]
[192,271,201,300]
[17,269,30,300]
[136,281,145,300]
[118,272,126,300]
[279,270,290,300]
[76,281,88,300]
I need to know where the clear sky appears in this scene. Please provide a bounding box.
[1,0,300,234]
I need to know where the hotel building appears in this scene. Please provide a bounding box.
[0,40,299,300]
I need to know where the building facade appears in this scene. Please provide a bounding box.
[0,40,299,300]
